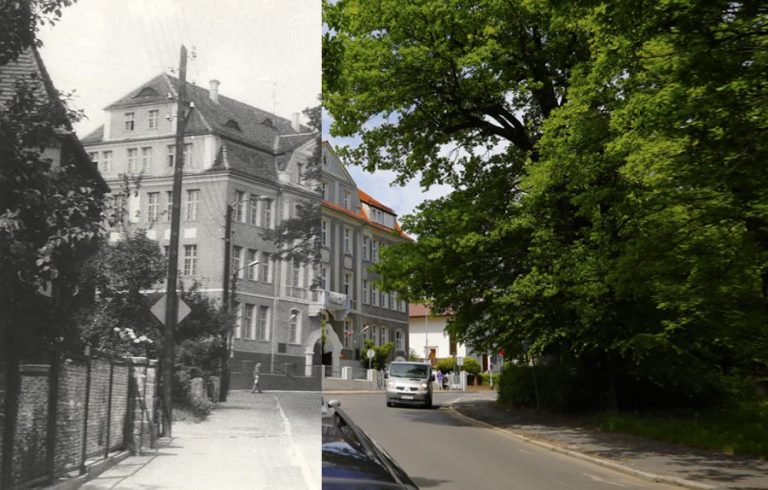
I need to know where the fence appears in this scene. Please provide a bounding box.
[0,352,158,489]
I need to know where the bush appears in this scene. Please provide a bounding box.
[497,362,597,412]
[435,356,481,374]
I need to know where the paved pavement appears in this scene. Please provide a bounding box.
[448,394,768,490]
[332,392,681,490]
[82,391,321,490]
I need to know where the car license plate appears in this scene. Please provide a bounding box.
[401,395,414,400]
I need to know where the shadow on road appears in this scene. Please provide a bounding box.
[410,476,454,488]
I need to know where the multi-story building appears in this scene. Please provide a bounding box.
[81,74,319,385]
[319,142,411,371]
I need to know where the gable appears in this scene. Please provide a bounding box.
[322,142,355,187]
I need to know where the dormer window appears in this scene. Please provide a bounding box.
[260,118,274,128]
[124,112,135,131]
[343,191,351,210]
[134,87,159,98]
[224,119,242,132]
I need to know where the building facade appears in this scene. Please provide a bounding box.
[409,303,490,370]
[81,74,320,383]
[320,143,411,371]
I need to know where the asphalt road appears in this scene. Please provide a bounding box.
[332,392,682,490]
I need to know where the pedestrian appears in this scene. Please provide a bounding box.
[436,369,443,390]
[252,362,262,393]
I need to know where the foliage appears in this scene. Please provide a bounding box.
[407,349,422,362]
[360,340,394,370]
[590,401,768,459]
[0,0,76,65]
[325,0,768,410]
[436,356,480,375]
[1,70,104,359]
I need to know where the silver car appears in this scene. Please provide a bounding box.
[386,362,434,408]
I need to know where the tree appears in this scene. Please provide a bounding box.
[360,340,394,371]
[324,0,768,409]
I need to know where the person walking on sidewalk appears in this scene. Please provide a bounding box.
[252,363,262,393]
[436,369,444,390]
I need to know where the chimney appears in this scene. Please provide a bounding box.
[209,79,220,103]
[291,112,301,132]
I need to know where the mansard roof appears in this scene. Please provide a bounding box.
[90,73,313,153]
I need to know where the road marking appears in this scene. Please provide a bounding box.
[275,394,318,489]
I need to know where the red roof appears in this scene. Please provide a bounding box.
[358,189,395,214]
[409,303,453,317]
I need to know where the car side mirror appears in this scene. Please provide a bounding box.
[328,399,341,408]
[384,372,389,379]
[430,374,435,382]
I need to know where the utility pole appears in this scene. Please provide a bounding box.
[163,45,188,437]
[220,204,233,401]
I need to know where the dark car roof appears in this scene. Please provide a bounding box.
[322,408,418,489]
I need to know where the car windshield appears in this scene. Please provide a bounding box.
[389,364,429,378]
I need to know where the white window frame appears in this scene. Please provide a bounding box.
[147,192,159,222]
[343,319,353,349]
[247,249,258,280]
[141,146,152,173]
[127,148,138,174]
[362,280,369,305]
[321,219,328,246]
[183,244,197,276]
[289,310,301,344]
[124,112,134,131]
[148,109,158,129]
[258,306,270,341]
[344,227,351,254]
[185,189,199,221]
[244,304,255,339]
[102,150,112,174]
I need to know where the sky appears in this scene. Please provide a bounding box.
[37,0,321,137]
[36,0,450,221]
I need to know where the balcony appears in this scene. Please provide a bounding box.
[309,289,350,319]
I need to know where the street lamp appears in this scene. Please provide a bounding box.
[219,258,258,402]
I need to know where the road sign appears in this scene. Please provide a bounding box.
[456,356,464,366]
[366,348,375,360]
[150,293,192,325]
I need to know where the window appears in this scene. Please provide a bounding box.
[289,310,301,344]
[319,266,328,289]
[147,192,159,222]
[261,200,272,228]
[127,148,138,173]
[259,252,271,282]
[247,249,258,280]
[343,228,351,254]
[362,236,370,261]
[232,246,243,278]
[382,292,389,309]
[88,152,98,166]
[372,240,379,263]
[101,151,112,174]
[321,182,327,199]
[343,191,351,210]
[321,219,328,246]
[343,272,352,296]
[184,143,193,168]
[185,189,199,221]
[124,112,134,131]
[167,145,175,168]
[362,280,369,305]
[183,245,197,275]
[141,147,152,173]
[381,326,388,345]
[148,110,158,129]
[165,191,173,221]
[233,302,242,338]
[291,259,302,288]
[372,325,379,346]
[343,319,353,349]
[391,292,399,310]
[395,330,403,350]
[244,304,255,339]
[249,196,259,225]
[258,306,270,341]
[234,191,246,222]
[371,284,379,306]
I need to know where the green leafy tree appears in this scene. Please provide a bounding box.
[360,340,394,370]
[325,0,768,409]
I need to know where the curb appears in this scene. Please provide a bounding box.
[446,402,717,490]
[47,450,132,490]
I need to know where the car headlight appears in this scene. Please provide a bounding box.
[420,383,428,390]
[388,380,395,389]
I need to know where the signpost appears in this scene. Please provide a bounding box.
[150,294,191,326]
[366,348,375,370]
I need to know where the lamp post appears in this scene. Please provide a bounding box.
[219,259,258,401]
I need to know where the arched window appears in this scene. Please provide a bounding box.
[289,310,301,344]
[395,329,403,351]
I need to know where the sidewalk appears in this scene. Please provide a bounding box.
[449,398,768,490]
[80,391,321,489]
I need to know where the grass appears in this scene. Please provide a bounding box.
[588,400,768,459]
